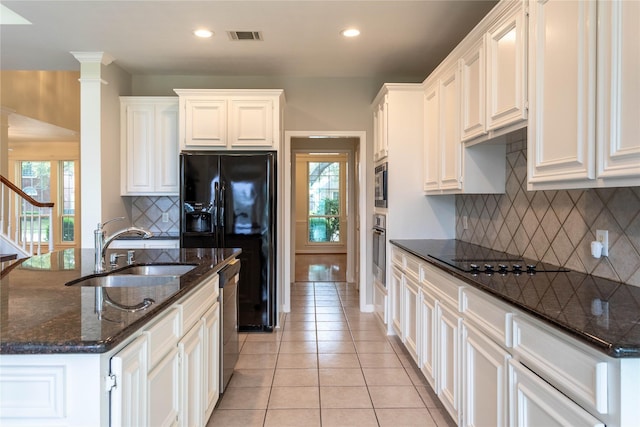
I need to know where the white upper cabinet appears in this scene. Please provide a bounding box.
[423,82,441,192]
[460,38,486,142]
[373,95,389,161]
[460,0,527,144]
[596,0,640,183]
[528,0,640,190]
[120,97,179,196]
[183,98,228,148]
[423,66,506,195]
[175,89,285,151]
[485,2,527,132]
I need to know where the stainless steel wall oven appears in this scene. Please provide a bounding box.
[372,214,386,286]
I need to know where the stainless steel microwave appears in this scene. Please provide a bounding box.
[374,162,388,208]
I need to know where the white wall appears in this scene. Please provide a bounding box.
[100,63,132,225]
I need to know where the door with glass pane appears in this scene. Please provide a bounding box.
[297,153,347,253]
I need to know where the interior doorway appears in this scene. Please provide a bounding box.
[282,131,368,316]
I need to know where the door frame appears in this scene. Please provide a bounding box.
[282,131,369,314]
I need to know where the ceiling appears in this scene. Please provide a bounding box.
[1,0,497,81]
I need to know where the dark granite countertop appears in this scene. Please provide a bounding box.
[0,247,239,355]
[391,239,640,359]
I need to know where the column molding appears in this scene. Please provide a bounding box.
[71,51,112,248]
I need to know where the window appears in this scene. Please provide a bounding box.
[15,160,78,248]
[306,155,347,244]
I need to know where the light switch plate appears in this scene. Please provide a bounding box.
[162,212,169,223]
[596,230,608,257]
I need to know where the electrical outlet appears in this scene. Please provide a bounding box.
[462,215,468,230]
[596,229,609,256]
[162,212,169,223]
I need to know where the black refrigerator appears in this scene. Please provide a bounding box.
[180,151,276,332]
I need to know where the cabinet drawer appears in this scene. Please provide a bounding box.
[145,307,181,368]
[404,253,421,282]
[421,263,462,310]
[461,288,512,348]
[180,275,218,332]
[512,315,609,415]
[391,247,404,268]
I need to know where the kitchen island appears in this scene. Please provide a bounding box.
[389,239,640,427]
[0,247,239,426]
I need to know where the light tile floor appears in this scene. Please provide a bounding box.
[207,278,456,427]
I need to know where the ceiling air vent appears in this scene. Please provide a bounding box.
[227,31,263,41]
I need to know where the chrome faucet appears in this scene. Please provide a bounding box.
[94,217,153,272]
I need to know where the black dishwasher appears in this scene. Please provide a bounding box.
[218,259,240,393]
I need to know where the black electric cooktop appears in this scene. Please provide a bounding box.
[428,247,569,276]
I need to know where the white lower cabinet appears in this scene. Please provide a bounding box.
[389,265,403,338]
[403,275,420,364]
[419,286,437,390]
[509,360,604,427]
[203,302,221,422]
[180,320,205,427]
[148,348,180,427]
[462,323,510,427]
[436,301,462,424]
[109,273,220,427]
[389,245,620,427]
[110,334,148,427]
[373,279,388,328]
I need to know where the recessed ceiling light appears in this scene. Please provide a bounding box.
[194,29,213,38]
[341,28,360,38]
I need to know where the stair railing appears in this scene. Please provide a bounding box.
[0,174,55,256]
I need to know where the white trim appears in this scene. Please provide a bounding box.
[283,130,369,314]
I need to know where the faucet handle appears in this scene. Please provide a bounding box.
[109,253,126,266]
[101,217,126,229]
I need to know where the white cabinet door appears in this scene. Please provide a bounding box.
[460,38,486,142]
[179,321,205,427]
[423,82,440,192]
[437,302,461,425]
[419,287,437,390]
[148,347,180,427]
[528,0,597,186]
[184,99,228,148]
[509,360,605,427]
[373,279,388,327]
[110,334,148,427]
[156,102,180,193]
[123,103,155,194]
[439,64,462,191]
[121,97,179,195]
[486,3,527,131]
[203,301,221,423]
[373,96,388,161]
[403,275,420,364]
[597,0,640,181]
[463,323,510,427]
[390,265,403,338]
[229,99,274,147]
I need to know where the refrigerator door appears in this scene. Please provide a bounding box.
[220,152,276,331]
[180,152,220,247]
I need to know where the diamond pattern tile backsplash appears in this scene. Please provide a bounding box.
[456,130,640,286]
[131,196,180,236]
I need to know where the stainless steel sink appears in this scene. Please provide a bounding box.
[66,264,196,287]
[69,274,181,288]
[114,264,196,276]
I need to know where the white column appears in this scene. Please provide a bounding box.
[71,52,113,248]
